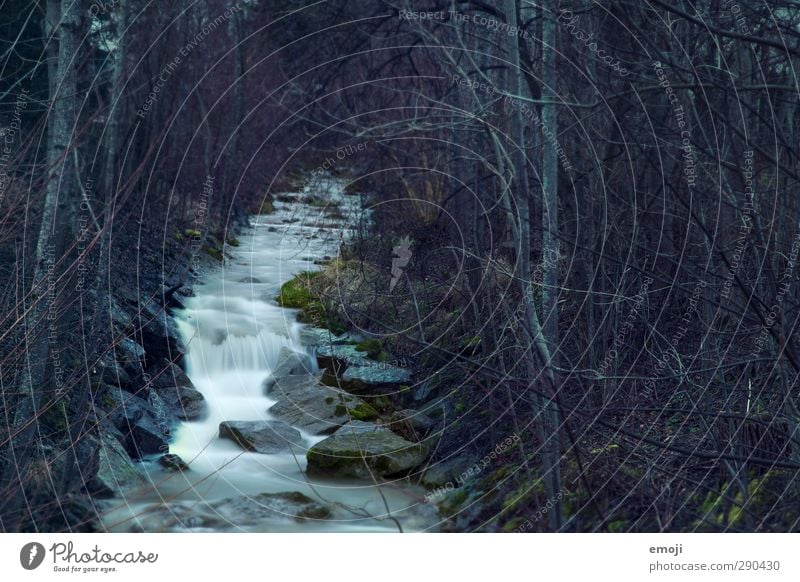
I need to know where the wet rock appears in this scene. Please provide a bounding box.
[102,386,169,458]
[419,456,476,489]
[158,453,189,471]
[307,428,428,479]
[299,326,350,347]
[239,276,263,283]
[125,491,331,532]
[315,343,370,375]
[216,491,331,522]
[219,420,303,454]
[271,347,314,379]
[148,362,206,421]
[159,385,206,421]
[265,371,324,396]
[268,374,378,434]
[97,353,133,390]
[116,337,146,364]
[334,420,391,436]
[138,309,184,365]
[95,432,144,496]
[340,364,412,394]
[390,409,435,441]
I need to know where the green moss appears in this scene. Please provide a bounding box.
[333,402,378,421]
[350,402,378,421]
[454,401,466,414]
[184,228,201,238]
[275,272,321,308]
[226,237,240,247]
[324,396,334,405]
[355,338,383,359]
[204,246,224,261]
[41,400,68,432]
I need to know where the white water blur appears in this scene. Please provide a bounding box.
[103,179,435,532]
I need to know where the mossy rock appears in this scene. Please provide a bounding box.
[307,429,428,479]
[275,272,322,309]
[204,245,224,261]
[355,338,383,359]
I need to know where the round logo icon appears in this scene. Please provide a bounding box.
[20,542,45,570]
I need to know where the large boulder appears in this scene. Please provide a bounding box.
[126,492,331,532]
[102,386,169,458]
[315,343,370,375]
[271,347,314,379]
[219,420,303,454]
[340,364,411,394]
[299,327,352,347]
[95,432,144,496]
[268,374,378,435]
[138,308,184,365]
[389,408,435,441]
[159,385,206,421]
[148,362,206,421]
[306,427,428,479]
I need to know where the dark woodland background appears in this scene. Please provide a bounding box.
[2,0,800,532]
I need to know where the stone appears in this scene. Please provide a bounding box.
[116,337,145,364]
[268,375,378,434]
[340,364,411,393]
[390,409,435,440]
[315,343,370,375]
[160,385,206,421]
[158,453,189,471]
[219,420,303,454]
[419,456,477,489]
[96,432,144,496]
[102,386,169,458]
[138,309,184,364]
[307,429,428,479]
[271,346,314,379]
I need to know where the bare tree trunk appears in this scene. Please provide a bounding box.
[3,0,84,526]
[538,0,563,531]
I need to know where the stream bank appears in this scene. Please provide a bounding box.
[99,177,438,532]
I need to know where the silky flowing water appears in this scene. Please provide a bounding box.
[102,180,436,532]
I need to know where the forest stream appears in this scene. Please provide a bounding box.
[101,179,437,532]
